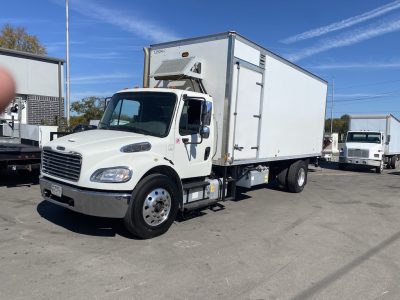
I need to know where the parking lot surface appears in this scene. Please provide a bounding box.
[1,165,400,299]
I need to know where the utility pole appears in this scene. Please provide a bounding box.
[330,80,334,135]
[66,0,70,127]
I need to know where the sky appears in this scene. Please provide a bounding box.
[1,0,400,118]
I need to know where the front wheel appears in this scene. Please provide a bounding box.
[124,174,179,239]
[287,160,308,193]
[376,161,384,174]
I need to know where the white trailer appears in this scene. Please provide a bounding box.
[339,114,400,172]
[40,32,327,238]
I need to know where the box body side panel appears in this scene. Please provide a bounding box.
[257,55,327,159]
[388,116,400,154]
[234,40,260,66]
[349,118,387,132]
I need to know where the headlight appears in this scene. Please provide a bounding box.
[90,167,132,183]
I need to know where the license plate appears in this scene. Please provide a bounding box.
[51,184,62,198]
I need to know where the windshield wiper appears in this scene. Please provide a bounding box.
[129,127,152,136]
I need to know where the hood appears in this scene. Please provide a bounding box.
[42,129,172,189]
[47,129,163,154]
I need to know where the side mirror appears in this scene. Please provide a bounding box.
[386,135,391,144]
[201,100,212,126]
[200,126,210,139]
[200,100,212,140]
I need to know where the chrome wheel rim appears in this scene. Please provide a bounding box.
[297,168,306,187]
[142,188,171,226]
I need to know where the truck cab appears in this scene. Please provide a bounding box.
[339,131,385,173]
[40,88,214,238]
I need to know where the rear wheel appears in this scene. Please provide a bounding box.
[124,174,179,239]
[287,160,308,193]
[390,156,398,169]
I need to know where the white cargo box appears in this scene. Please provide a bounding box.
[146,32,328,166]
[349,114,400,155]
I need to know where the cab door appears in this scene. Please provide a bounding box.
[173,96,213,179]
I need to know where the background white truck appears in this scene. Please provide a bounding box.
[339,114,400,173]
[40,32,327,238]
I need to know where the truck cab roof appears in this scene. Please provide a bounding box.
[348,130,383,133]
[115,88,210,99]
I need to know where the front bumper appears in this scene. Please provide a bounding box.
[40,177,131,218]
[339,157,381,167]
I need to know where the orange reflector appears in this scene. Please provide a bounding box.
[182,52,189,57]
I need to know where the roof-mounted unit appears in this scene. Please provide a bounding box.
[151,57,204,80]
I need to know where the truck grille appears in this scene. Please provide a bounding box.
[42,149,82,181]
[347,148,369,158]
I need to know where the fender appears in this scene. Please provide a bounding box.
[139,164,184,210]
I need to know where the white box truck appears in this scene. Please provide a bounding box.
[339,114,400,173]
[40,32,327,238]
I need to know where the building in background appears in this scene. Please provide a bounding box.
[0,47,64,125]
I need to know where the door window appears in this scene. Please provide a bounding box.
[179,99,202,136]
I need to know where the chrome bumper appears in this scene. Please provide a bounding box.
[339,157,381,167]
[40,177,131,218]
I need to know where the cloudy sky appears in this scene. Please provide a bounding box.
[2,0,400,117]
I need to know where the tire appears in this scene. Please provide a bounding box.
[338,163,346,170]
[376,161,384,174]
[287,160,308,193]
[390,156,398,169]
[124,174,179,239]
[276,167,288,188]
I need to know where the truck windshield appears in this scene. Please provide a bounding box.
[98,92,176,137]
[347,132,381,143]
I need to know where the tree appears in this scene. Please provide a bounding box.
[325,114,350,139]
[70,96,106,128]
[0,24,46,54]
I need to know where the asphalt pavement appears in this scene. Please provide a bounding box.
[1,165,400,299]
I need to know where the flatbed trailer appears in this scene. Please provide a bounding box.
[0,143,41,171]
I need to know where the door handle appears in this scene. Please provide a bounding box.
[234,144,243,151]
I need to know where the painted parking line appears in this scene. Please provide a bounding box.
[310,171,373,176]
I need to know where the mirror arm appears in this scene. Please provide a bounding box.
[183,132,204,145]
